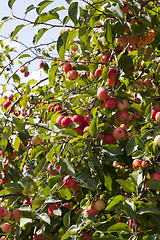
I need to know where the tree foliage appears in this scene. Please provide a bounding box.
[0,0,160,239]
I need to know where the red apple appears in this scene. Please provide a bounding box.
[100,55,110,63]
[47,104,55,112]
[141,161,149,168]
[97,88,108,101]
[87,205,98,216]
[113,127,126,141]
[1,177,9,185]
[3,101,11,109]
[152,108,158,119]
[107,68,117,80]
[122,1,129,13]
[61,117,72,128]
[72,115,84,125]
[117,99,128,111]
[20,67,25,73]
[151,172,160,182]
[24,72,30,77]
[0,208,8,216]
[81,233,92,240]
[63,63,72,73]
[94,69,103,78]
[12,209,22,220]
[117,110,129,123]
[63,175,77,189]
[3,159,9,171]
[54,105,62,112]
[39,61,45,68]
[8,94,13,101]
[132,159,142,170]
[56,116,64,127]
[60,203,71,210]
[48,204,58,216]
[142,79,152,87]
[155,112,160,122]
[128,35,140,46]
[116,34,128,47]
[33,235,44,239]
[1,223,11,233]
[104,132,116,144]
[67,70,78,80]
[105,98,117,109]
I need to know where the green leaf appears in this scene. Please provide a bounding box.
[34,28,48,44]
[147,179,160,191]
[73,64,89,71]
[126,137,137,156]
[89,118,98,137]
[79,26,87,44]
[4,182,23,193]
[48,64,58,87]
[38,212,51,224]
[8,0,16,9]
[106,195,126,211]
[106,23,112,43]
[59,158,75,176]
[18,54,31,59]
[63,211,70,228]
[36,1,54,15]
[123,199,136,220]
[152,32,160,50]
[14,136,21,151]
[75,173,97,190]
[10,24,25,40]
[137,204,160,215]
[60,188,72,200]
[68,2,79,25]
[13,118,25,133]
[119,55,133,74]
[135,136,145,150]
[107,223,131,232]
[25,4,37,14]
[103,144,123,155]
[62,129,78,137]
[117,179,135,193]
[34,11,59,26]
[105,3,124,24]
[145,103,152,116]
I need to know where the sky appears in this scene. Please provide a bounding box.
[0,0,69,94]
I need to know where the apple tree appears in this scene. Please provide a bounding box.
[0,0,160,239]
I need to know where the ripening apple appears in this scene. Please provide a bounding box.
[3,101,11,109]
[61,117,72,128]
[142,79,152,87]
[47,163,57,176]
[47,104,55,112]
[116,34,128,47]
[122,1,129,13]
[128,35,140,46]
[54,105,62,111]
[56,115,64,127]
[94,200,105,211]
[141,161,149,168]
[113,127,126,141]
[3,210,11,220]
[20,67,25,73]
[1,177,9,185]
[67,70,78,80]
[24,72,30,77]
[152,108,158,119]
[63,63,72,73]
[154,135,160,147]
[87,205,98,216]
[60,203,71,211]
[117,99,128,111]
[12,209,22,220]
[9,150,17,159]
[48,204,58,216]
[3,159,9,171]
[100,55,110,63]
[94,69,103,78]
[107,68,117,80]
[8,94,13,101]
[72,115,84,125]
[155,112,160,122]
[105,98,117,109]
[71,45,78,52]
[39,61,45,68]
[126,114,135,126]
[132,159,142,170]
[63,175,77,189]
[151,172,160,182]
[81,233,92,240]
[154,103,160,111]
[1,223,11,233]
[31,136,41,145]
[104,132,116,144]
[97,88,108,101]
[0,208,8,216]
[117,110,129,122]
[33,235,44,240]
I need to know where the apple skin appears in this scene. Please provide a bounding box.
[0,208,8,216]
[31,136,41,146]
[1,223,11,233]
[48,204,58,216]
[63,63,72,73]
[94,200,105,211]
[72,115,84,125]
[105,98,117,109]
[12,209,22,220]
[47,104,55,112]
[132,159,142,170]
[63,175,77,189]
[97,89,108,101]
[61,117,72,128]
[54,105,62,112]
[39,61,45,68]
[81,233,92,240]
[3,159,9,171]
[56,116,64,127]
[67,70,78,80]
[60,203,71,211]
[8,94,14,101]
[116,34,128,47]
[94,69,103,78]
[3,210,11,220]
[141,161,149,168]
[3,101,11,109]
[152,108,158,120]
[24,72,30,77]
[87,205,98,216]
[117,99,128,111]
[113,127,126,141]
[100,55,110,63]
[154,135,160,147]
[122,1,129,13]
[1,177,9,185]
[128,35,140,46]
[117,110,129,123]
[151,172,160,182]
[104,132,116,144]
[47,163,57,176]
[33,235,44,239]
[107,68,117,80]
